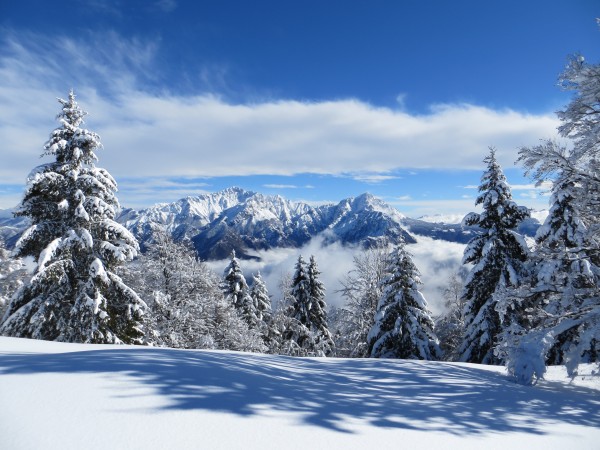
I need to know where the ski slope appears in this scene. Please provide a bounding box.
[0,337,598,449]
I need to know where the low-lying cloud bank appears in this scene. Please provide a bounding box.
[206,235,466,317]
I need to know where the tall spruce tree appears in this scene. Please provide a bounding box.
[0,91,145,344]
[498,54,600,383]
[306,255,334,354]
[285,255,333,356]
[367,241,440,360]
[458,148,530,364]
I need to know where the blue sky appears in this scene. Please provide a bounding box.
[0,0,598,216]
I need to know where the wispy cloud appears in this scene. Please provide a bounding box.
[154,0,177,13]
[349,172,403,184]
[0,30,561,209]
[263,184,299,189]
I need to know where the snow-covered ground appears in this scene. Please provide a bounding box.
[1,337,598,450]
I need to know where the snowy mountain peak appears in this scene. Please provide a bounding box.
[2,187,529,260]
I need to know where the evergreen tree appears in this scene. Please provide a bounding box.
[250,271,272,324]
[0,91,145,344]
[221,250,258,327]
[306,255,334,355]
[0,239,29,320]
[458,148,530,364]
[498,54,600,383]
[290,255,311,326]
[283,255,333,356]
[367,241,440,360]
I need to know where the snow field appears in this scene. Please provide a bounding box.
[1,337,599,450]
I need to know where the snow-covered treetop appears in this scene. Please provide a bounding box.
[466,148,529,231]
[42,89,101,167]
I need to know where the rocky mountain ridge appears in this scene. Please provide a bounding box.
[1,187,541,260]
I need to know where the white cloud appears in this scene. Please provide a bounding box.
[348,172,402,184]
[0,30,562,209]
[408,236,466,315]
[388,198,481,218]
[263,184,299,189]
[395,92,408,109]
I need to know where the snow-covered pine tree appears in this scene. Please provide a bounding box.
[367,240,440,360]
[250,271,272,324]
[306,255,334,355]
[498,54,600,383]
[458,148,530,364]
[280,255,333,356]
[221,251,258,327]
[266,271,301,355]
[0,91,145,344]
[0,238,29,320]
[290,255,311,326]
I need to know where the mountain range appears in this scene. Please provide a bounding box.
[1,187,542,260]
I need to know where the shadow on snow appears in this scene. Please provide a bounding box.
[1,346,599,434]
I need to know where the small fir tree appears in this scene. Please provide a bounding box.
[0,91,145,344]
[221,250,258,327]
[367,241,440,360]
[250,271,272,324]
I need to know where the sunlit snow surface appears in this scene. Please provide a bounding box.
[0,337,598,450]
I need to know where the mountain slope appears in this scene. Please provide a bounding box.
[2,188,541,261]
[118,188,483,260]
[1,337,598,450]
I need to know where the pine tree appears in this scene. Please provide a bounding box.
[367,241,440,360]
[0,239,29,320]
[458,148,530,364]
[282,255,334,356]
[0,91,145,344]
[306,255,334,355]
[250,271,272,324]
[290,255,311,326]
[498,54,600,383]
[221,251,258,327]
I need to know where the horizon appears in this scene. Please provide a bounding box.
[1,1,598,216]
